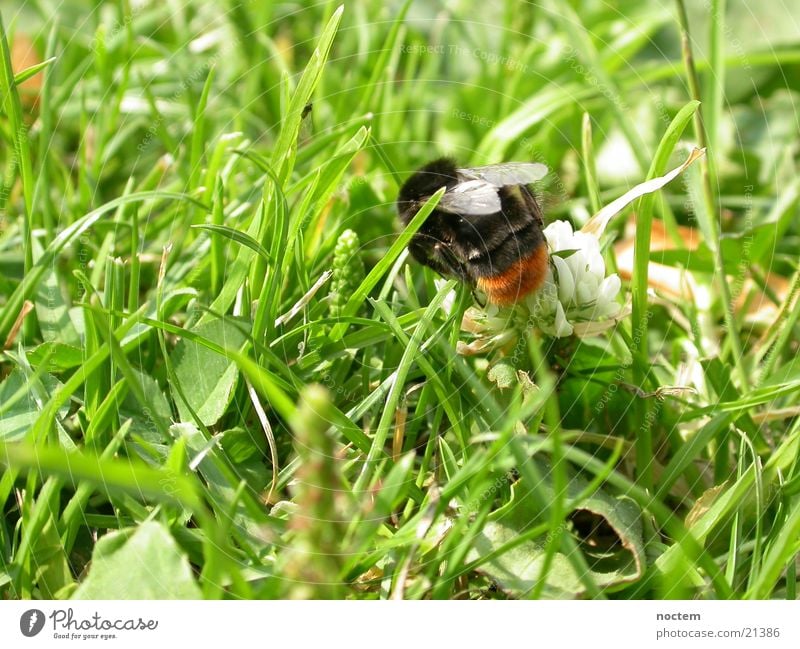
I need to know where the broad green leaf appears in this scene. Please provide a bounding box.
[119,369,173,444]
[170,317,248,426]
[31,509,72,599]
[467,465,646,598]
[27,342,84,371]
[0,369,67,441]
[72,522,202,599]
[33,238,80,345]
[171,422,279,540]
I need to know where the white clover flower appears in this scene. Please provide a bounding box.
[526,220,622,338]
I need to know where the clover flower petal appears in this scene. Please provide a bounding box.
[531,219,623,336]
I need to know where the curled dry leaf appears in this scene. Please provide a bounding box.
[614,218,699,301]
[614,217,793,326]
[582,147,706,237]
[11,33,43,113]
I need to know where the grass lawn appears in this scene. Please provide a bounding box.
[1,0,799,600]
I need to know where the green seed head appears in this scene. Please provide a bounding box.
[329,228,365,318]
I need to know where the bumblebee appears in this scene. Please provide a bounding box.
[397,158,550,305]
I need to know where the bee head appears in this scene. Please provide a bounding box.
[396,157,459,224]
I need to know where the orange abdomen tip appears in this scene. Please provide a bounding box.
[477,243,549,305]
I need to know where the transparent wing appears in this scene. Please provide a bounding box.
[436,179,501,215]
[457,162,548,187]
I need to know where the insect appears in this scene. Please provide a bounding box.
[396,157,550,305]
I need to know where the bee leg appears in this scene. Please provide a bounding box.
[409,238,475,295]
[434,242,471,285]
[409,239,455,279]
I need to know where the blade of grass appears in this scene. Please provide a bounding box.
[353,280,454,492]
[581,113,601,215]
[0,191,205,341]
[675,0,749,393]
[270,5,343,184]
[0,11,35,271]
[631,100,699,490]
[329,187,445,342]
